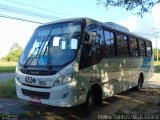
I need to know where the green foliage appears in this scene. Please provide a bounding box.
[0,61,16,73]
[0,66,16,73]
[0,79,16,98]
[153,48,160,61]
[97,0,160,16]
[1,43,22,62]
[154,61,160,73]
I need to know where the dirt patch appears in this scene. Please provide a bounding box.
[0,72,160,120]
[0,98,27,114]
[0,88,159,120]
[81,88,160,120]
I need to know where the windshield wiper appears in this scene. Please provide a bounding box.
[24,26,55,68]
[41,38,52,69]
[44,38,52,69]
[23,38,46,68]
[23,48,38,68]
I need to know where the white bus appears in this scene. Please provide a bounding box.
[15,18,154,107]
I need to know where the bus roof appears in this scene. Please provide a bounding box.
[39,17,151,42]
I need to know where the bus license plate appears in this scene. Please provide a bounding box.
[25,76,47,86]
[30,97,41,104]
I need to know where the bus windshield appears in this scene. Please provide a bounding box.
[19,22,81,67]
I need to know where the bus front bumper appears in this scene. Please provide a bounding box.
[15,78,76,107]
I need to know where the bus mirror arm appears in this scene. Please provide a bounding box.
[83,31,96,45]
[83,41,92,45]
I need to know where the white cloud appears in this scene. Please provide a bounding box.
[119,14,156,34]
[152,3,160,28]
[119,16,137,32]
[119,3,160,32]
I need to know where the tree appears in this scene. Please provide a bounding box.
[1,43,22,62]
[153,48,160,61]
[97,0,160,16]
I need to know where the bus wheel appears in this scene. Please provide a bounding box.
[83,84,102,111]
[85,85,102,106]
[136,74,143,90]
[92,85,102,106]
[83,89,93,111]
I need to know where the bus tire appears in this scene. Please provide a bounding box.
[82,89,93,111]
[83,85,102,110]
[92,85,102,106]
[136,74,143,90]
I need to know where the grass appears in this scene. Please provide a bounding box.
[154,61,160,73]
[0,61,17,73]
[0,61,159,73]
[154,61,160,66]
[0,79,16,98]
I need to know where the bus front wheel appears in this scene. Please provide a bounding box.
[82,89,93,111]
[84,84,102,109]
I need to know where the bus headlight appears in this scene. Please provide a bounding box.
[15,63,19,73]
[53,74,73,87]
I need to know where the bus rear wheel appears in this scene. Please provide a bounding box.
[136,74,143,90]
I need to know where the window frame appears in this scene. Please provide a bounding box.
[145,41,152,57]
[83,22,152,60]
[129,37,139,57]
[115,33,129,57]
[103,29,116,57]
[138,39,146,57]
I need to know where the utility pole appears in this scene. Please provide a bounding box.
[156,35,158,61]
[153,31,159,61]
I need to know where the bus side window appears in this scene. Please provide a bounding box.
[79,25,104,69]
[139,40,146,56]
[86,24,105,57]
[146,41,152,56]
[104,30,115,57]
[94,27,105,57]
[129,38,138,57]
[116,34,129,56]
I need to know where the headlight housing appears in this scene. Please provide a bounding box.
[15,63,20,73]
[53,74,73,87]
[15,63,20,82]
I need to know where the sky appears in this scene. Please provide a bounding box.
[0,0,160,58]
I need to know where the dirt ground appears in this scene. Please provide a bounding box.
[15,88,159,120]
[0,73,160,120]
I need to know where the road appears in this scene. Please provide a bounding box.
[143,73,160,88]
[0,73,15,80]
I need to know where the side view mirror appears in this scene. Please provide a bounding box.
[83,31,96,45]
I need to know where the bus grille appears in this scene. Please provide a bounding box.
[22,83,52,88]
[22,89,50,99]
[20,69,57,75]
